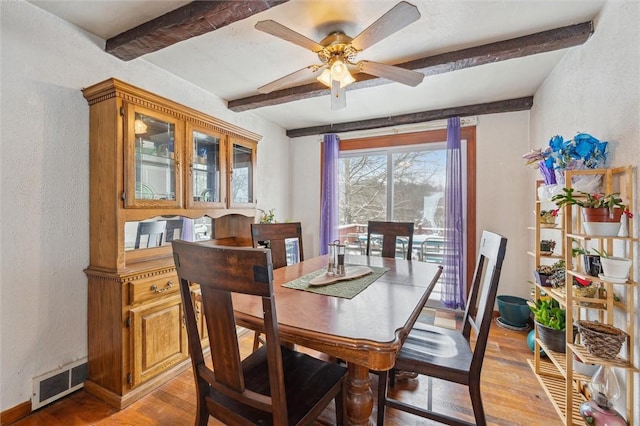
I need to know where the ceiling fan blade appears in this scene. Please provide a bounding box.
[258,65,324,94]
[357,60,424,87]
[331,80,346,110]
[255,20,324,52]
[351,1,421,51]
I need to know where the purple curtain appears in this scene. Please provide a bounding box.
[441,117,465,309]
[320,134,339,255]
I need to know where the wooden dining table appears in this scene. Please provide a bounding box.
[232,254,442,426]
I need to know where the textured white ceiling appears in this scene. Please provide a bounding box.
[27,0,606,130]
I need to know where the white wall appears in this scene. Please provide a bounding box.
[290,135,323,255]
[530,0,640,417]
[0,0,289,411]
[476,112,531,300]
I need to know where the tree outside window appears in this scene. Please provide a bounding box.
[339,145,446,233]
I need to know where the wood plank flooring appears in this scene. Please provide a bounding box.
[9,316,562,425]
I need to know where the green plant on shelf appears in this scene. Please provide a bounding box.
[551,187,632,217]
[528,298,566,330]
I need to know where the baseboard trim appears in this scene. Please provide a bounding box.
[1,400,31,425]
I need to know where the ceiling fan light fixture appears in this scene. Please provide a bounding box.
[338,71,355,88]
[317,57,355,89]
[317,68,332,88]
[330,58,354,88]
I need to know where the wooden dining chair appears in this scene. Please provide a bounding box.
[377,230,507,426]
[366,221,414,260]
[250,222,304,350]
[251,222,304,269]
[172,240,347,426]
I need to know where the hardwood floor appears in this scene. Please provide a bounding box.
[10,317,562,425]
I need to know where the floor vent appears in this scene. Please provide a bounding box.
[32,358,87,410]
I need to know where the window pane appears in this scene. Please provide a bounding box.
[338,153,387,225]
[231,144,253,203]
[192,131,221,202]
[339,146,446,232]
[392,149,446,232]
[134,112,176,201]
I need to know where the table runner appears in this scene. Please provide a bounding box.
[282,264,389,299]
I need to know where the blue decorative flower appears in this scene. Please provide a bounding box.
[530,132,608,172]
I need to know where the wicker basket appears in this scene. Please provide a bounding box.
[577,321,628,359]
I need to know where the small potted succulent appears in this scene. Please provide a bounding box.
[534,260,565,287]
[539,239,556,255]
[540,209,559,226]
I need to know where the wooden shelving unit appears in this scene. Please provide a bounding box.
[529,166,638,425]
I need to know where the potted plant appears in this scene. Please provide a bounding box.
[595,249,632,281]
[539,239,556,255]
[258,208,277,224]
[572,277,598,306]
[528,298,574,353]
[540,209,559,226]
[572,241,602,277]
[551,188,633,236]
[534,259,565,287]
[551,187,631,220]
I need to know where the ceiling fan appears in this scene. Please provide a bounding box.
[255,1,425,110]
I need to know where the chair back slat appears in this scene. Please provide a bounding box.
[366,221,414,260]
[251,222,304,269]
[462,231,507,371]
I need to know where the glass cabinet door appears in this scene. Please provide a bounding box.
[124,104,183,208]
[229,138,257,208]
[186,125,226,208]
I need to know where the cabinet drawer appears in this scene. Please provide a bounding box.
[128,274,179,305]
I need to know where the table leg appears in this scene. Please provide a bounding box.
[345,362,374,426]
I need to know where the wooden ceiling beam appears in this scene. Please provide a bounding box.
[285,97,533,138]
[106,0,289,61]
[228,21,592,112]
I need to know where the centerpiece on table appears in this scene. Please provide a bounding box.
[523,132,609,201]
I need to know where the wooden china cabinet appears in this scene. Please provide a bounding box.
[82,78,260,408]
